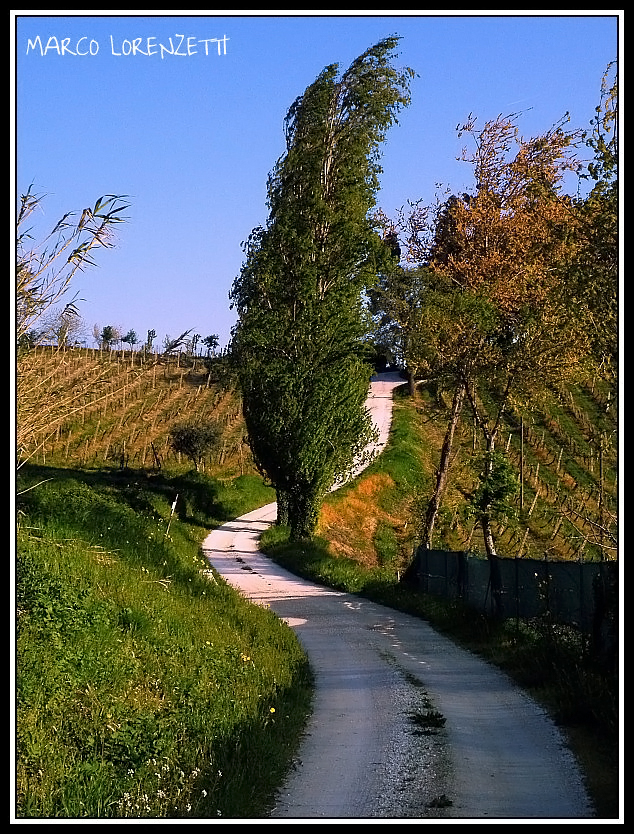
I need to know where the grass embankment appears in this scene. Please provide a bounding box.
[16,353,619,818]
[15,466,311,819]
[260,390,620,820]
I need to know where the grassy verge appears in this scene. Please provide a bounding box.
[259,395,621,820]
[15,465,311,819]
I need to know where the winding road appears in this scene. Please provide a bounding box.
[201,373,594,820]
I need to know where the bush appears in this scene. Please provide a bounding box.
[169,421,221,471]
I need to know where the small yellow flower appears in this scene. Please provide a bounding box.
[269,707,275,714]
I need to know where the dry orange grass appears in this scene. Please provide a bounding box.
[17,347,254,477]
[318,473,404,568]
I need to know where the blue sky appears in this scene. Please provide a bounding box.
[13,12,620,351]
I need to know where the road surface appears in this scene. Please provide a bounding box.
[201,374,594,820]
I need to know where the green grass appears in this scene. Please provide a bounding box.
[15,366,619,819]
[259,392,620,820]
[15,465,311,819]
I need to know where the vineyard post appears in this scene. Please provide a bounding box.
[599,444,605,560]
[164,494,178,539]
[528,488,540,517]
[520,416,524,510]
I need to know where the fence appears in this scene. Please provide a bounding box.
[411,547,618,644]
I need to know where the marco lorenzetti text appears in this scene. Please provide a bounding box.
[25,34,230,58]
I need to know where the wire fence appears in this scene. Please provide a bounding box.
[412,546,618,657]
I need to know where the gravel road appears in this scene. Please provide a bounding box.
[201,374,595,820]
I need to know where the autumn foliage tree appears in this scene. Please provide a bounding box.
[384,112,592,609]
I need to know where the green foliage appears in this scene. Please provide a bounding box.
[202,334,219,356]
[230,37,414,539]
[571,61,618,389]
[466,449,519,525]
[122,330,138,348]
[100,325,118,349]
[144,329,156,352]
[169,421,222,471]
[15,466,310,819]
[368,265,435,383]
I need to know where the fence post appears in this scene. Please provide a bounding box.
[514,554,520,624]
[520,416,524,510]
[579,559,584,638]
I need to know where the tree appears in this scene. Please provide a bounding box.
[144,329,157,354]
[202,334,219,357]
[230,37,414,539]
[17,330,39,350]
[100,325,118,350]
[34,306,87,348]
[122,329,139,350]
[16,187,129,343]
[169,420,221,472]
[367,261,435,395]
[392,112,591,586]
[466,449,520,613]
[571,61,618,391]
[55,309,82,348]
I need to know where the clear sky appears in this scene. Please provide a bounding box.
[13,12,620,352]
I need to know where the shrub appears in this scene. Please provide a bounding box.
[169,421,221,471]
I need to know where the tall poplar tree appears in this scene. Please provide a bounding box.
[230,37,414,539]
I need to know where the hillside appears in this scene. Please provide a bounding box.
[319,379,618,569]
[15,347,620,818]
[17,347,618,565]
[17,347,251,479]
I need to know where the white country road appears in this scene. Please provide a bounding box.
[201,373,594,821]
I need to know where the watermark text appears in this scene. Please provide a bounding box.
[26,33,229,58]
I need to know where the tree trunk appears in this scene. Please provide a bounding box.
[407,368,417,397]
[421,380,466,548]
[276,488,290,527]
[482,513,504,618]
[287,485,323,541]
[480,433,504,618]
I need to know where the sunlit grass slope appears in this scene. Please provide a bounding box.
[16,466,311,819]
